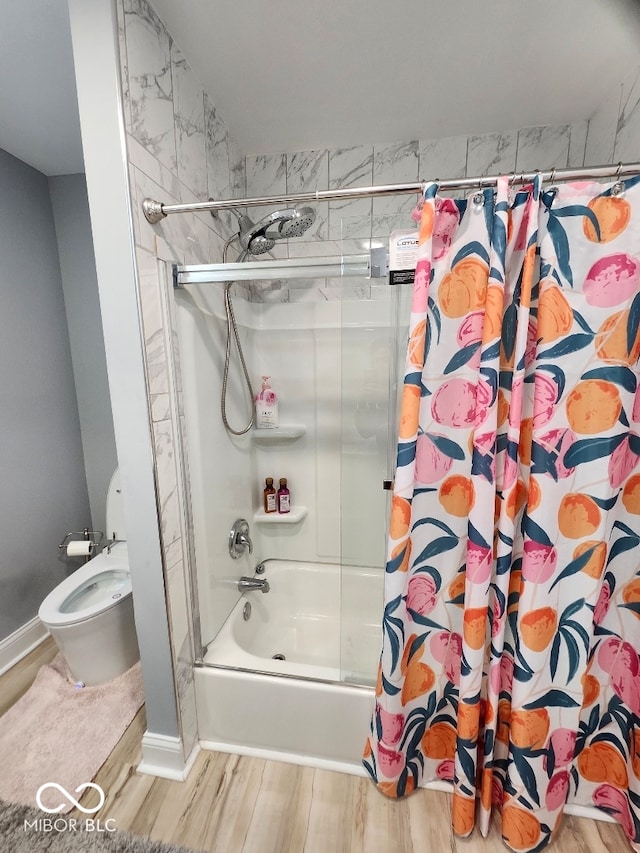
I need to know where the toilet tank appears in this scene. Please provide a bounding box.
[106,468,126,540]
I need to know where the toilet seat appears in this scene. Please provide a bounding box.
[38,544,131,628]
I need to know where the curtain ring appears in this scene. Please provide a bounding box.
[473,178,484,205]
[612,162,624,196]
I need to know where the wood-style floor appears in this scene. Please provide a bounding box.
[0,638,627,852]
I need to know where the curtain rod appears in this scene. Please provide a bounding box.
[142,161,640,224]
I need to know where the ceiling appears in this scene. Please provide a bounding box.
[150,0,640,155]
[0,0,83,175]
[1,0,639,176]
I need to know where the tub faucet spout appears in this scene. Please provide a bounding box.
[238,576,270,594]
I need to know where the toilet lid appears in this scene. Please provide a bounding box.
[39,550,132,627]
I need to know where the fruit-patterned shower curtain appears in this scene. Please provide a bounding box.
[364,174,640,851]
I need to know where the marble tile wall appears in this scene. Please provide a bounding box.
[243,121,580,303]
[243,76,640,305]
[117,0,245,762]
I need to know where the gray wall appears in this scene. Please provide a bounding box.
[0,148,91,640]
[49,174,118,536]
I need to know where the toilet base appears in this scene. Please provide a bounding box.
[48,597,140,686]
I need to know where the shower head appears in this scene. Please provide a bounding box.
[237,206,316,257]
[237,215,276,255]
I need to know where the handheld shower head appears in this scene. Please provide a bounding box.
[237,206,316,257]
[265,207,316,240]
[238,214,276,255]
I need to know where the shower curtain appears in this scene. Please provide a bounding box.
[364,174,640,851]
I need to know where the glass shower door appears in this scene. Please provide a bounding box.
[339,275,413,686]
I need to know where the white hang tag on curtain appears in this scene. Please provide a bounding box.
[388,229,419,285]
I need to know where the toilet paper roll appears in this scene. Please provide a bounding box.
[66,540,93,557]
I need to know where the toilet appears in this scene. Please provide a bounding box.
[38,469,140,686]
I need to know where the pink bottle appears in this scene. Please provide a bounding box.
[277,478,290,513]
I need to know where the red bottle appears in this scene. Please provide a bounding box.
[277,478,290,513]
[263,477,277,513]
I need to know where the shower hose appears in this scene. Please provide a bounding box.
[221,237,255,435]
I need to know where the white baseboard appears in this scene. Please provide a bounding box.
[137,731,200,781]
[0,617,49,677]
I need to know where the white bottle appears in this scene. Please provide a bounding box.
[255,376,279,429]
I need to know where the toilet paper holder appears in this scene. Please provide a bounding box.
[58,528,104,560]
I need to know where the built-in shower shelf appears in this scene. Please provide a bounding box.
[251,425,306,442]
[254,506,308,524]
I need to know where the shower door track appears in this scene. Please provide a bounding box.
[174,250,387,287]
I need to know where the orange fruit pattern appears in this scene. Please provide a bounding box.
[595,309,640,365]
[527,477,541,513]
[408,319,427,368]
[565,379,622,434]
[463,607,488,650]
[419,201,434,243]
[399,384,421,438]
[573,540,607,579]
[520,607,558,652]
[622,577,640,608]
[622,474,640,513]
[457,700,479,741]
[577,742,629,786]
[583,196,631,242]
[581,673,600,706]
[510,708,550,749]
[452,793,476,836]
[557,493,601,538]
[483,285,505,341]
[439,475,475,516]
[506,479,529,520]
[401,656,435,705]
[502,807,541,851]
[438,257,489,318]
[390,538,412,573]
[422,721,456,759]
[496,699,512,744]
[537,284,573,344]
[390,496,411,540]
[633,728,640,780]
[518,418,533,466]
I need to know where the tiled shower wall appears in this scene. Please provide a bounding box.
[116,0,246,759]
[244,63,640,303]
[115,0,640,755]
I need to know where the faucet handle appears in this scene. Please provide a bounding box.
[228,518,253,559]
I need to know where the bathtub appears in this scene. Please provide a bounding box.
[196,561,622,819]
[195,560,382,772]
